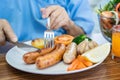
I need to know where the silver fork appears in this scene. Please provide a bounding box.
[44,17,54,48]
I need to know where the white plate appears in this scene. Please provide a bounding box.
[5,33,109,75]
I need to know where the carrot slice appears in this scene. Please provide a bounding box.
[76,61,86,70]
[67,55,93,71]
[77,55,93,67]
[67,58,79,71]
[67,57,87,71]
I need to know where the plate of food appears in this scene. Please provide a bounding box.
[5,34,111,75]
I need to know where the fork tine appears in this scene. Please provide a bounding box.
[49,33,54,48]
[44,32,47,48]
[46,34,49,48]
[44,33,46,48]
[50,32,54,48]
[51,33,54,48]
[48,33,51,48]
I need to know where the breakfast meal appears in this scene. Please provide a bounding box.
[23,34,110,71]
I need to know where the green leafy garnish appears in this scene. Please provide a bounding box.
[97,0,120,14]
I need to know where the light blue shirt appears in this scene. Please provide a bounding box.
[0,0,94,41]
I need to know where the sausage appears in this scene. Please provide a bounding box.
[77,39,87,54]
[23,46,56,64]
[37,45,56,56]
[36,44,66,69]
[63,42,77,64]
[23,51,40,64]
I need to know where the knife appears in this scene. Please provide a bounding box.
[11,41,38,52]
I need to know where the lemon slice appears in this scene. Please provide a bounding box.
[82,43,111,63]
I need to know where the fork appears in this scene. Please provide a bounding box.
[44,17,54,48]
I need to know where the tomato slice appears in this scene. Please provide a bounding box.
[54,34,74,46]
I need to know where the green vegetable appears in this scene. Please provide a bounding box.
[72,34,91,45]
[97,0,120,14]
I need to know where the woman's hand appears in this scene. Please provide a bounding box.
[0,19,17,45]
[41,5,84,36]
[41,5,71,30]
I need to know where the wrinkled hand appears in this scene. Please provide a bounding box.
[41,5,71,30]
[0,19,17,45]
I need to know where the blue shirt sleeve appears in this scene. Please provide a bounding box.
[67,0,94,34]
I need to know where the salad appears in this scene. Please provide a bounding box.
[97,0,120,42]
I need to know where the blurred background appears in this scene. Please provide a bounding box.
[88,0,103,34]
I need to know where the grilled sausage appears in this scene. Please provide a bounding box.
[36,44,66,69]
[23,46,56,64]
[23,51,40,64]
[63,42,77,64]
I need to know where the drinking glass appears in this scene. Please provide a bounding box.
[112,25,120,61]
